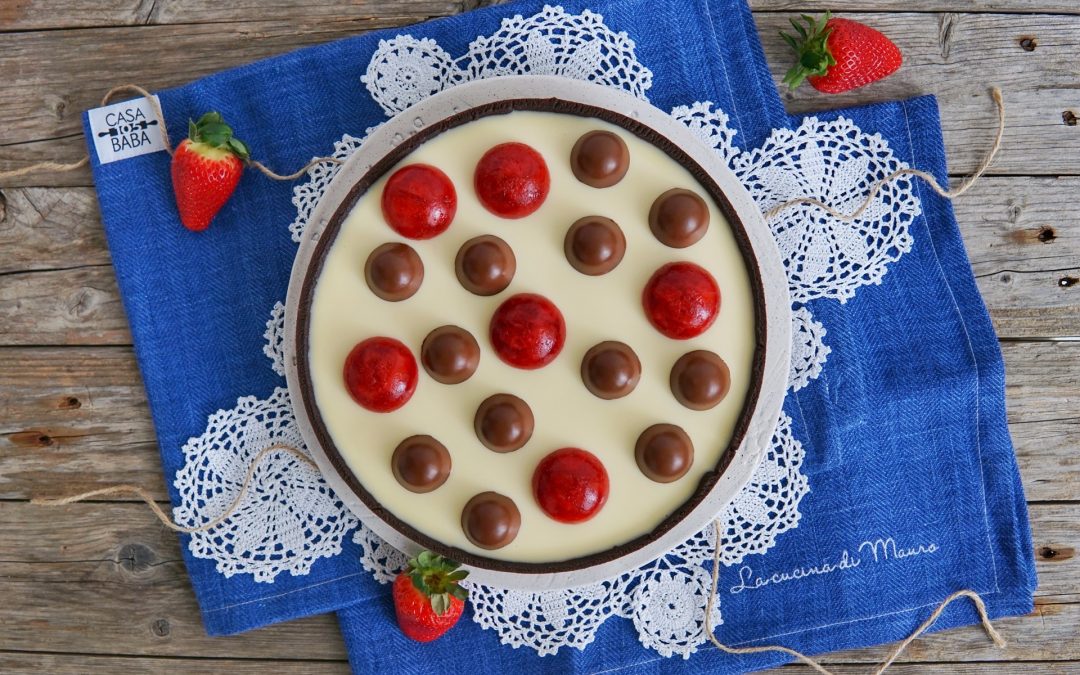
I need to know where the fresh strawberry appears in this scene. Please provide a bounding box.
[392,551,469,642]
[781,13,902,94]
[170,112,250,231]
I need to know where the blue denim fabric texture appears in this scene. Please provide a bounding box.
[83,0,1035,669]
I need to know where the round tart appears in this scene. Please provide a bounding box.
[286,77,790,589]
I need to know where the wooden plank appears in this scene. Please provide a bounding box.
[0,346,161,500]
[753,12,1080,177]
[1,176,1078,342]
[0,188,108,274]
[750,0,1080,11]
[1011,416,1080,504]
[776,664,1080,673]
[4,0,1080,32]
[0,0,470,31]
[1,340,1076,502]
[4,13,1080,187]
[0,17,439,186]
[958,177,1080,339]
[815,602,1080,664]
[0,265,130,345]
[0,500,1071,659]
[0,655,1076,675]
[0,653,351,675]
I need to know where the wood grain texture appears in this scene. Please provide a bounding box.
[749,0,1080,11]
[1,656,1077,675]
[1,341,1075,499]
[0,653,352,675]
[0,0,475,30]
[3,0,1079,33]
[1,0,1075,672]
[1,178,1077,342]
[0,501,1071,660]
[3,12,1080,186]
[755,12,1080,177]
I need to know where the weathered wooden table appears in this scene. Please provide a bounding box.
[1,1,1076,672]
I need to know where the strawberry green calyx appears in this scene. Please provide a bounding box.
[781,12,836,90]
[407,551,469,616]
[186,111,251,160]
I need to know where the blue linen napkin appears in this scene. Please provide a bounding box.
[335,93,1037,673]
[82,0,1036,668]
[82,0,786,637]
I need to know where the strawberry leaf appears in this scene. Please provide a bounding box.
[780,12,835,90]
[430,592,450,616]
[186,111,251,159]
[404,550,470,609]
[789,17,807,39]
[450,586,469,601]
[228,138,251,160]
[410,570,426,592]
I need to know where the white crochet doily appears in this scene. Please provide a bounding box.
[173,387,358,582]
[734,116,920,304]
[789,307,831,393]
[172,3,921,658]
[263,301,287,377]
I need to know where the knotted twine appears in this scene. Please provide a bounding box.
[0,84,342,182]
[24,84,1009,671]
[33,441,1008,672]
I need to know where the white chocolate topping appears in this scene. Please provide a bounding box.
[308,111,756,563]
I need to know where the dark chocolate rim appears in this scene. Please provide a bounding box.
[295,98,768,574]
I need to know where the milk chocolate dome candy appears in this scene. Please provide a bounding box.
[670,350,731,411]
[421,326,480,384]
[474,393,534,453]
[635,424,694,483]
[564,216,626,276]
[455,234,516,296]
[570,130,630,188]
[581,341,641,400]
[364,242,424,301]
[649,188,710,248]
[391,435,451,493]
[461,492,521,549]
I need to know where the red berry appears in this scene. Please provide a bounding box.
[474,142,550,218]
[343,337,418,412]
[391,552,468,643]
[382,164,457,239]
[170,112,250,232]
[490,293,566,369]
[782,14,902,94]
[642,262,720,339]
[532,448,609,523]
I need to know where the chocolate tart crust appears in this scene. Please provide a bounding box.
[295,98,768,574]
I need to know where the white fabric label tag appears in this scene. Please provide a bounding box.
[87,96,167,164]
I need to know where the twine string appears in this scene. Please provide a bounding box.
[31,443,315,534]
[763,87,1005,223]
[20,83,1010,666]
[0,83,341,180]
[1,84,1000,211]
[34,454,1008,670]
[703,520,1005,674]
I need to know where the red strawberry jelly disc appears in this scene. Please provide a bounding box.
[381,164,456,239]
[643,262,721,339]
[474,142,550,218]
[343,337,418,412]
[490,293,566,369]
[533,448,609,523]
